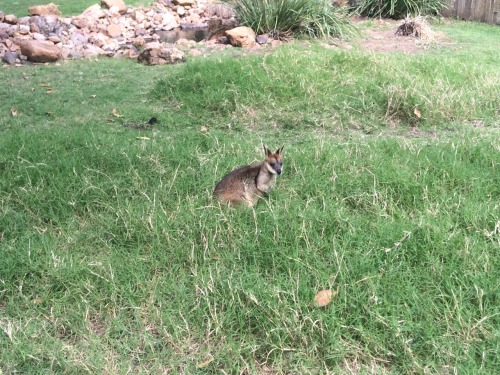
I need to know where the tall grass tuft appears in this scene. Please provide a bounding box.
[226,0,356,39]
[357,0,445,18]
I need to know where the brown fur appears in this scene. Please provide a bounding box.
[213,146,284,207]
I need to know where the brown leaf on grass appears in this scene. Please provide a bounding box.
[200,126,208,133]
[112,108,124,118]
[46,88,53,94]
[414,107,422,118]
[10,109,17,116]
[313,289,337,308]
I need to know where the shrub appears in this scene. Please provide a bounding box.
[225,0,356,39]
[357,0,445,19]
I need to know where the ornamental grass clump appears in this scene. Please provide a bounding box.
[357,0,445,19]
[226,0,356,39]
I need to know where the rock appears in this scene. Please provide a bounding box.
[31,15,66,36]
[28,3,61,17]
[134,11,145,23]
[137,46,185,65]
[256,35,269,44]
[107,23,122,37]
[2,50,18,65]
[174,38,196,49]
[102,0,127,15]
[82,4,106,19]
[71,17,91,29]
[225,26,256,48]
[4,15,18,25]
[173,0,195,6]
[217,36,229,44]
[19,40,61,62]
[17,25,31,35]
[176,6,186,16]
[160,12,179,30]
[32,32,47,40]
[0,28,9,41]
[188,48,202,56]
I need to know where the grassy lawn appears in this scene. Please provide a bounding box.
[0,0,149,16]
[1,20,499,373]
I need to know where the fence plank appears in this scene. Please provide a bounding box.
[441,0,500,24]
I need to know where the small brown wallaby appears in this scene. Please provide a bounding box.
[213,145,284,207]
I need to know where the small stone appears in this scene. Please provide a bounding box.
[107,23,122,37]
[134,11,145,23]
[2,50,18,65]
[4,15,18,25]
[48,35,61,43]
[101,0,127,14]
[18,25,31,35]
[32,32,47,41]
[28,4,61,17]
[177,6,186,16]
[173,0,195,6]
[82,4,106,19]
[256,35,269,44]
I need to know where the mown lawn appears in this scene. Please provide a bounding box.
[0,19,499,374]
[0,0,148,16]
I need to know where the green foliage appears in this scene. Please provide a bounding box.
[1,20,500,373]
[152,41,500,131]
[226,0,356,39]
[357,0,445,18]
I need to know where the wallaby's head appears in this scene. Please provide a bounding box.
[264,145,284,175]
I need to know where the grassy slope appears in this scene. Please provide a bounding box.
[0,0,148,16]
[1,21,500,373]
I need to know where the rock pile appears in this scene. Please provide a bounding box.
[0,0,268,66]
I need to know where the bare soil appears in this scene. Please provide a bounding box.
[354,18,444,54]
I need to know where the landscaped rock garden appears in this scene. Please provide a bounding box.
[0,0,273,66]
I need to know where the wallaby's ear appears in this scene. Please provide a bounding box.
[264,145,272,157]
[276,145,284,155]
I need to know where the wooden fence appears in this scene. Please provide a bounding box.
[441,0,500,25]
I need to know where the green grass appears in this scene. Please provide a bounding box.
[1,20,500,373]
[0,0,148,16]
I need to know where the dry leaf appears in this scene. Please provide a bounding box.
[10,109,17,117]
[112,108,124,118]
[196,357,214,369]
[136,136,150,140]
[200,126,208,133]
[90,95,96,98]
[414,107,422,118]
[32,297,43,304]
[46,88,53,94]
[31,87,35,91]
[39,83,50,87]
[313,289,336,308]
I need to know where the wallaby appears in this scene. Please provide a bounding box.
[213,145,284,207]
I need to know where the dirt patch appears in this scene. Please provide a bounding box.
[354,18,445,54]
